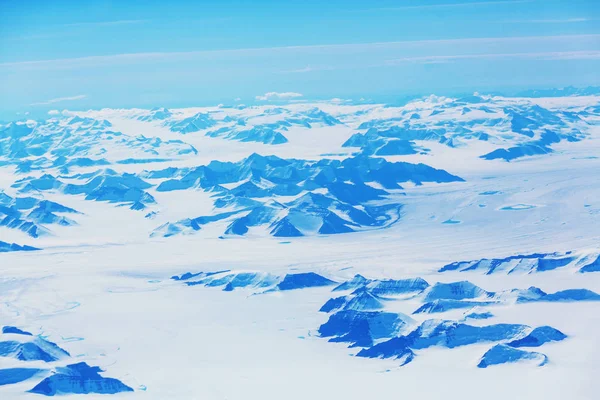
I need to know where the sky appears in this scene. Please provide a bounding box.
[0,0,599,119]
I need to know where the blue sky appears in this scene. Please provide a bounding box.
[1,0,599,119]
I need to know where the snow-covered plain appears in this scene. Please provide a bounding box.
[1,93,599,399]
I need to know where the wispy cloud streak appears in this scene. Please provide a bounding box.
[279,65,336,74]
[30,95,87,106]
[61,19,150,28]
[376,0,532,11]
[2,34,599,70]
[386,50,600,65]
[502,18,591,24]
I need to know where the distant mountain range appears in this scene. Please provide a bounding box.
[1,91,598,245]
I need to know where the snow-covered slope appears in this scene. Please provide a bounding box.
[1,93,599,399]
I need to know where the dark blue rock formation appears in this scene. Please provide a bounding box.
[477,344,548,368]
[0,337,70,362]
[270,217,303,237]
[64,173,155,206]
[116,158,172,165]
[170,112,217,133]
[464,311,494,320]
[375,140,421,156]
[424,281,490,301]
[440,252,575,274]
[344,102,583,162]
[0,115,194,173]
[333,274,372,292]
[513,287,600,303]
[138,107,172,122]
[0,192,81,237]
[320,296,348,313]
[276,273,336,291]
[202,108,340,145]
[355,336,416,362]
[171,271,206,281]
[507,326,567,348]
[410,321,528,349]
[177,270,338,292]
[536,256,576,272]
[343,131,423,156]
[0,368,45,386]
[0,241,40,252]
[28,362,133,396]
[580,255,600,273]
[320,289,385,313]
[177,270,233,286]
[481,130,568,161]
[512,287,549,303]
[207,124,289,145]
[318,310,410,347]
[226,126,288,145]
[149,153,462,238]
[357,320,529,365]
[413,299,497,314]
[2,326,33,336]
[223,272,279,291]
[288,108,341,127]
[13,171,156,209]
[542,289,600,302]
[362,278,430,297]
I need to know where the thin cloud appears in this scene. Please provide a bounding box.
[329,98,352,104]
[280,65,336,74]
[61,19,150,28]
[255,92,303,101]
[502,18,590,24]
[2,34,599,70]
[30,95,87,106]
[386,50,600,64]
[376,0,532,11]
[538,51,600,60]
[288,66,315,73]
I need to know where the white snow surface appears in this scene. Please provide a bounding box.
[1,95,599,399]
